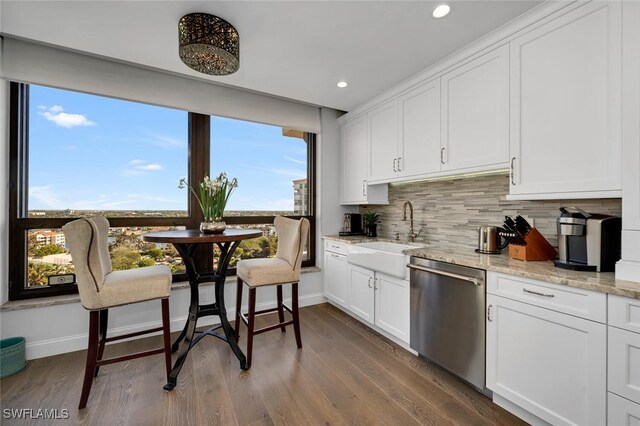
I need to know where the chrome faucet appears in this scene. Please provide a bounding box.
[402,201,421,242]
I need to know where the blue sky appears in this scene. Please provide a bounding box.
[29,85,307,212]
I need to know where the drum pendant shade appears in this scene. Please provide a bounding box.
[178,13,239,76]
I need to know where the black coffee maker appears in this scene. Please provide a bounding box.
[339,213,363,236]
[554,207,621,272]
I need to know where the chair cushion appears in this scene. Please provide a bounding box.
[237,258,297,287]
[88,265,172,310]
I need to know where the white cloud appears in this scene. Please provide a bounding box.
[284,155,306,165]
[39,105,96,128]
[29,186,64,209]
[129,159,146,166]
[135,164,162,171]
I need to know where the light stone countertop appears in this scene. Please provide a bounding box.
[323,235,640,299]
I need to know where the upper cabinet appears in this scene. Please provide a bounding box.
[441,45,510,172]
[368,79,442,183]
[340,114,388,205]
[508,1,622,199]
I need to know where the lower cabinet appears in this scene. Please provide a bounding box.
[339,263,410,343]
[608,392,640,425]
[486,293,607,426]
[323,251,348,307]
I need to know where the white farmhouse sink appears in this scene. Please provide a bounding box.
[347,241,422,279]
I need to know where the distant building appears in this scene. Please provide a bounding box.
[293,178,308,215]
[34,231,66,246]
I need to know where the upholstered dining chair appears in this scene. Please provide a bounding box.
[62,217,172,409]
[235,216,310,368]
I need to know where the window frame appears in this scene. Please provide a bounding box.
[8,82,316,300]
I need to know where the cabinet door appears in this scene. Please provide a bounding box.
[348,264,374,324]
[399,79,441,178]
[369,100,399,182]
[374,273,409,343]
[608,326,640,404]
[441,44,509,172]
[509,1,622,197]
[341,115,368,203]
[324,252,348,307]
[486,294,606,426]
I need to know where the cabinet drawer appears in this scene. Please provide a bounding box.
[608,326,640,403]
[609,295,640,334]
[608,392,640,425]
[324,240,348,256]
[487,272,606,323]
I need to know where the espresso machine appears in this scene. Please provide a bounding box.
[554,207,621,272]
[339,213,363,236]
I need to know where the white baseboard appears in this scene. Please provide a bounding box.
[493,394,551,426]
[24,292,325,360]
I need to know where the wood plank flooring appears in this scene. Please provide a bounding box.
[0,303,526,425]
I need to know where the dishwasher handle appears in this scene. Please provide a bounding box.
[407,263,482,287]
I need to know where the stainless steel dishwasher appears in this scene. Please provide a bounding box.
[408,256,487,392]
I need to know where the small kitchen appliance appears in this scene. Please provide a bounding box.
[339,213,363,236]
[554,207,621,272]
[476,225,508,254]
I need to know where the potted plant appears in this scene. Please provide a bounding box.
[363,211,380,237]
[179,172,238,233]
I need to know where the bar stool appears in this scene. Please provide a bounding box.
[234,216,310,368]
[62,217,172,409]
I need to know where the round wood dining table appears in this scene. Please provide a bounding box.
[142,228,262,390]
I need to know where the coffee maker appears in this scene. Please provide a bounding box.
[554,207,621,272]
[339,213,363,236]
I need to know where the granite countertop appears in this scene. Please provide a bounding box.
[323,235,640,299]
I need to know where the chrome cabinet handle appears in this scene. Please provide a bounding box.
[440,147,445,165]
[510,157,516,185]
[523,288,555,298]
[362,180,366,196]
[373,278,378,290]
[397,157,402,172]
[487,304,493,322]
[329,253,341,258]
[368,277,373,288]
[393,158,397,172]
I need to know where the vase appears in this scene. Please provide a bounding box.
[200,220,226,234]
[366,224,377,237]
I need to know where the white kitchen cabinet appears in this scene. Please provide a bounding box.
[399,79,441,179]
[608,326,640,405]
[324,247,348,308]
[340,114,388,205]
[486,293,606,426]
[342,262,410,343]
[608,392,640,426]
[368,79,441,183]
[441,44,509,172]
[348,264,375,324]
[509,1,622,199]
[373,272,410,343]
[369,100,399,182]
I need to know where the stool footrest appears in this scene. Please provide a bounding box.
[96,347,166,367]
[104,326,164,343]
[254,320,294,335]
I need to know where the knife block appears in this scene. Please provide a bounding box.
[509,228,557,261]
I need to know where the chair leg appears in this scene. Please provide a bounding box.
[235,277,243,341]
[276,285,286,333]
[161,298,172,379]
[246,287,257,368]
[292,282,302,349]
[94,309,108,377]
[79,311,100,409]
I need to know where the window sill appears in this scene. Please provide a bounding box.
[0,266,321,312]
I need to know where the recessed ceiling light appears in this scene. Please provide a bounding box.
[432,4,451,18]
[337,81,348,88]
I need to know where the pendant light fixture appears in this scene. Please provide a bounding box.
[178,13,240,76]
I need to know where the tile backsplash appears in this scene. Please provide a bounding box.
[360,174,621,251]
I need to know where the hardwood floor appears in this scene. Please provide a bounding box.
[0,303,526,425]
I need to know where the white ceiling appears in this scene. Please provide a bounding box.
[0,1,542,111]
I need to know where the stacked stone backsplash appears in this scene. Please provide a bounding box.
[360,174,621,251]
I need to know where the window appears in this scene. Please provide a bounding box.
[8,83,316,300]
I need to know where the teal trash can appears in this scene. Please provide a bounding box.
[0,337,27,378]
